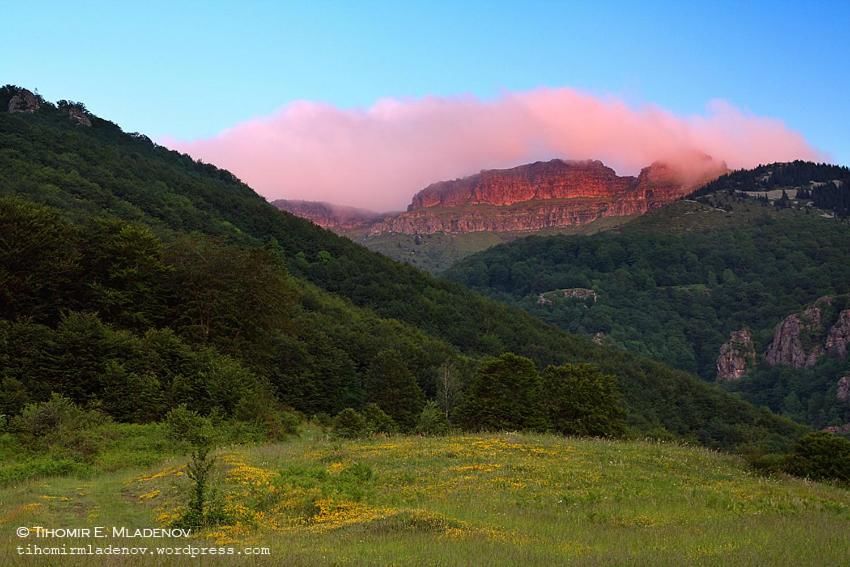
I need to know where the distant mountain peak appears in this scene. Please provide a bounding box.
[277,157,729,235]
[273,199,385,230]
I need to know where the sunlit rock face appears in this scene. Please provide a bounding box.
[277,157,726,235]
[716,329,756,382]
[370,159,719,235]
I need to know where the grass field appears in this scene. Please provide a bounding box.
[2,427,849,566]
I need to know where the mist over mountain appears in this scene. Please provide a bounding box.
[167,88,819,211]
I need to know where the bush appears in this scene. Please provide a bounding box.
[362,403,398,435]
[364,350,425,431]
[234,395,300,441]
[541,363,627,438]
[745,452,788,476]
[783,432,850,482]
[10,394,110,460]
[313,412,333,430]
[332,408,368,439]
[171,443,231,530]
[415,401,450,436]
[456,353,546,432]
[0,377,29,417]
[164,405,215,447]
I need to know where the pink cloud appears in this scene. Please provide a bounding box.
[164,87,822,211]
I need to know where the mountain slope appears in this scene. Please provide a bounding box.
[0,87,803,449]
[273,158,726,272]
[446,167,850,429]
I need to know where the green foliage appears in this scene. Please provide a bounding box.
[784,432,850,482]
[364,350,425,431]
[0,103,807,451]
[446,198,850,431]
[542,364,626,437]
[164,405,215,448]
[172,443,229,530]
[332,408,369,439]
[234,395,301,442]
[0,197,80,323]
[10,394,110,460]
[457,353,546,432]
[415,401,451,436]
[362,403,398,435]
[0,376,29,417]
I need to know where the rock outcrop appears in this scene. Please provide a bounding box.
[273,199,385,230]
[276,157,726,236]
[7,87,41,113]
[825,310,850,359]
[823,423,850,435]
[57,101,92,127]
[716,329,756,381]
[66,105,92,126]
[764,299,850,369]
[764,303,827,368]
[368,158,725,235]
[837,376,850,402]
[408,160,636,209]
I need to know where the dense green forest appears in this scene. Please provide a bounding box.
[446,188,850,430]
[0,87,804,450]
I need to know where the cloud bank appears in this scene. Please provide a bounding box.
[165,88,821,211]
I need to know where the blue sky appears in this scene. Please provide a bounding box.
[5,0,849,165]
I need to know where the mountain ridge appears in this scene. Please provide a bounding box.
[274,157,728,236]
[0,84,806,450]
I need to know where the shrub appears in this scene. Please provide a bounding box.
[746,453,788,477]
[415,401,450,436]
[172,443,224,529]
[541,363,627,438]
[456,353,546,432]
[332,408,368,439]
[10,394,110,460]
[313,412,333,430]
[164,404,215,447]
[362,403,398,435]
[0,376,29,417]
[364,350,425,431]
[234,395,300,441]
[783,432,850,482]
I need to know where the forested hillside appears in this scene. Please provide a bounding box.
[0,87,803,450]
[447,177,850,429]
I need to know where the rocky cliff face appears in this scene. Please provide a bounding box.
[276,158,725,236]
[408,160,635,209]
[825,309,850,359]
[273,199,384,230]
[716,329,756,381]
[6,87,41,113]
[764,299,850,368]
[366,158,725,235]
[836,376,850,402]
[764,304,826,368]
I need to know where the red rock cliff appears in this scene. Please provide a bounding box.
[408,160,636,210]
[371,159,722,235]
[276,157,726,235]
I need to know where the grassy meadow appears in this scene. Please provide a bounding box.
[2,426,849,566]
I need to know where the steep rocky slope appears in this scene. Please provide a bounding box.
[274,158,726,237]
[273,199,384,230]
[372,158,724,234]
